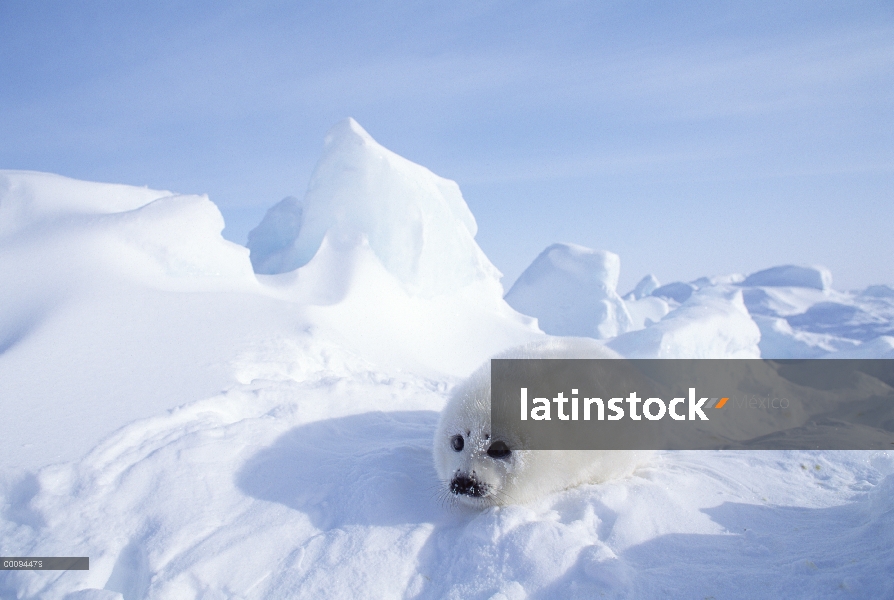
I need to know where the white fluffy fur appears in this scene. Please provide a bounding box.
[434,337,648,507]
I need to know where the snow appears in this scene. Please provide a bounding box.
[2,121,894,599]
[246,196,304,275]
[624,295,670,331]
[741,264,833,291]
[0,171,172,239]
[787,301,894,341]
[0,171,268,469]
[860,284,894,298]
[504,243,633,339]
[735,278,894,357]
[650,281,696,303]
[822,336,894,359]
[608,287,761,358]
[623,273,659,300]
[753,315,860,359]
[245,118,498,297]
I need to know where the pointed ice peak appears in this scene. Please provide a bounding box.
[324,117,378,148]
[247,119,498,296]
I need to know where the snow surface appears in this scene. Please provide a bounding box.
[2,122,894,599]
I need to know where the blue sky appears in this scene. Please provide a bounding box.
[1,0,891,292]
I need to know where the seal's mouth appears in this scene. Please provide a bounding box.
[450,474,489,498]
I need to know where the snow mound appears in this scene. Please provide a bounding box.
[262,233,540,377]
[624,296,670,330]
[504,243,633,339]
[623,274,659,300]
[96,194,257,285]
[787,301,894,342]
[0,170,172,239]
[0,171,256,290]
[859,284,894,298]
[690,273,744,289]
[741,264,832,291]
[0,171,272,467]
[753,315,860,358]
[651,281,695,303]
[246,118,499,296]
[608,287,761,358]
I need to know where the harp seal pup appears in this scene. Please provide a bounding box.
[434,337,648,508]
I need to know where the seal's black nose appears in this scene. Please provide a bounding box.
[450,475,486,497]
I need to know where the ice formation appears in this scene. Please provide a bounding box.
[624,295,671,330]
[504,243,633,339]
[246,118,500,297]
[651,281,696,303]
[752,315,860,358]
[741,264,833,290]
[246,196,304,274]
[608,287,761,358]
[624,273,660,300]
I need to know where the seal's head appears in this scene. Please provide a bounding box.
[434,363,521,507]
[434,338,645,508]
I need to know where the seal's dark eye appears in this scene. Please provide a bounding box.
[487,441,511,459]
[451,435,464,452]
